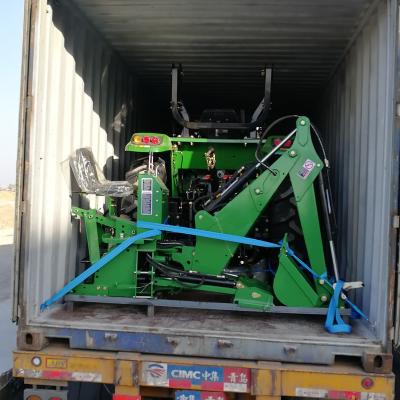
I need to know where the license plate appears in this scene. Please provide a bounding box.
[46,358,68,369]
[175,390,227,400]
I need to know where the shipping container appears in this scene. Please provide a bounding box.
[12,0,399,394]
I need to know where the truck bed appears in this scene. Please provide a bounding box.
[13,343,395,399]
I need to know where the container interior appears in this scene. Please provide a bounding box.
[17,0,398,350]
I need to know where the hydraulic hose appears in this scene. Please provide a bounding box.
[146,254,235,288]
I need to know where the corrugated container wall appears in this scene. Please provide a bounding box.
[15,0,135,322]
[319,0,398,343]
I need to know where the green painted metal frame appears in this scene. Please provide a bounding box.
[165,117,331,306]
[71,117,332,309]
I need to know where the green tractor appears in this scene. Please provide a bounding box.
[42,68,364,331]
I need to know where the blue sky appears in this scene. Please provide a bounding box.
[0,1,24,186]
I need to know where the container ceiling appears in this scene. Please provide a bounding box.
[72,0,374,108]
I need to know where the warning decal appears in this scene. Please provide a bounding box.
[141,362,251,392]
[141,178,153,215]
[298,159,316,180]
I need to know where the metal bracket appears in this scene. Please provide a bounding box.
[65,295,351,316]
[171,66,271,131]
[341,281,364,290]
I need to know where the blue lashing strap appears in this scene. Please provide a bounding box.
[137,222,368,333]
[324,280,352,333]
[41,220,367,335]
[285,244,368,322]
[138,221,282,249]
[40,229,161,311]
[285,245,353,332]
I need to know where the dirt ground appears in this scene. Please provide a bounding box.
[0,191,15,245]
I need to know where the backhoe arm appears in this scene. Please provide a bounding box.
[191,117,328,291]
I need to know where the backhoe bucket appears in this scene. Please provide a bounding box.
[273,238,320,307]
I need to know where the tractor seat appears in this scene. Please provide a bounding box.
[70,148,133,197]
